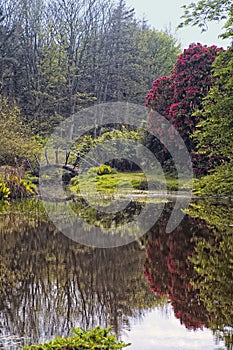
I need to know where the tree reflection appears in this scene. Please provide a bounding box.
[188,199,233,349]
[1,198,232,349]
[144,203,212,330]
[0,200,163,347]
[145,200,233,349]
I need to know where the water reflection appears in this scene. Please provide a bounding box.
[144,199,233,349]
[144,212,211,330]
[0,200,162,348]
[187,199,233,349]
[0,198,232,349]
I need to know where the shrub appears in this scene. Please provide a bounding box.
[0,167,37,199]
[192,161,233,197]
[88,164,113,176]
[146,43,223,174]
[22,326,130,350]
[96,164,112,175]
[0,96,42,166]
[0,182,10,201]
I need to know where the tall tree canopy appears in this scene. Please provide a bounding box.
[179,0,233,39]
[0,0,180,135]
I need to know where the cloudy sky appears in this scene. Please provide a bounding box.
[122,307,224,350]
[124,0,230,49]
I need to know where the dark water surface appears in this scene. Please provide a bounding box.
[0,198,232,349]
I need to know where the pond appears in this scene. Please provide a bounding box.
[0,197,232,349]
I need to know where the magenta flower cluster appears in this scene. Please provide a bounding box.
[146,43,223,172]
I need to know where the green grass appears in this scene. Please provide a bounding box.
[69,171,190,197]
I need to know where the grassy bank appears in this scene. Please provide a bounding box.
[69,169,188,196]
[0,164,190,205]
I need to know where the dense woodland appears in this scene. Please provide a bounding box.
[0,0,179,133]
[0,0,232,198]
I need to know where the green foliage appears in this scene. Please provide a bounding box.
[186,198,233,229]
[193,48,233,160]
[178,0,233,39]
[135,28,181,99]
[0,260,21,297]
[192,47,233,196]
[0,97,42,166]
[191,233,233,328]
[192,161,233,196]
[74,128,142,153]
[69,127,143,172]
[22,327,130,350]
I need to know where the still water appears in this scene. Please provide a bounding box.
[0,198,232,349]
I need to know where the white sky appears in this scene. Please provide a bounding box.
[122,307,225,350]
[124,0,231,49]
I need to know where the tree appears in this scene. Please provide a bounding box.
[0,2,21,97]
[133,27,180,104]
[178,0,233,40]
[30,30,72,134]
[192,46,233,195]
[0,96,41,165]
[146,43,222,173]
[0,0,180,137]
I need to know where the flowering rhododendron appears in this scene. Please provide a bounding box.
[146,43,223,173]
